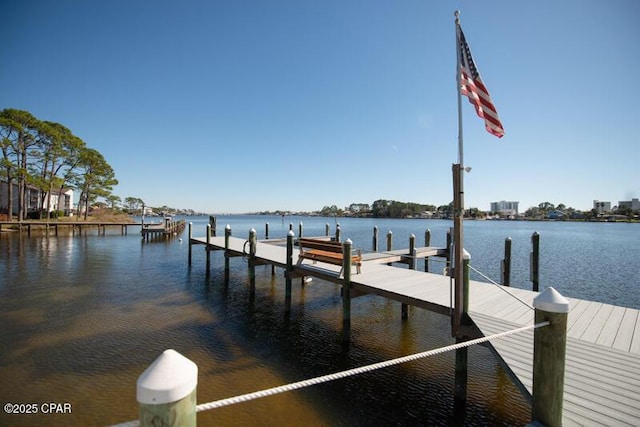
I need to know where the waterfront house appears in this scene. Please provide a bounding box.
[0,180,74,218]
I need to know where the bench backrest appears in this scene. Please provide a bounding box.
[298,238,343,253]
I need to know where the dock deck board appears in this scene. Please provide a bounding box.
[190,235,640,425]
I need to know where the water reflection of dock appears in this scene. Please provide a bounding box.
[189,228,640,426]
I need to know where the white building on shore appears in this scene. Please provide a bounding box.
[593,200,611,214]
[618,198,640,211]
[490,200,519,217]
[0,180,74,218]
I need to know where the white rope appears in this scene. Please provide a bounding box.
[195,321,548,412]
[109,322,549,427]
[468,264,534,310]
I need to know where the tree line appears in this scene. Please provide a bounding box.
[0,108,118,220]
[319,200,439,218]
[317,199,638,221]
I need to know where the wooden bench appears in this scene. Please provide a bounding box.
[297,238,362,275]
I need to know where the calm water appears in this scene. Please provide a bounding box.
[1,216,638,426]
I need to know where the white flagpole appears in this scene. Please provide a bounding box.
[455,10,464,166]
[452,10,465,336]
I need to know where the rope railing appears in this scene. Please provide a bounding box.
[468,264,534,310]
[109,321,548,427]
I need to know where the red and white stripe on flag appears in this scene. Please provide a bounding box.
[458,25,504,138]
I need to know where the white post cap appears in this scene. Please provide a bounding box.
[137,349,198,405]
[463,248,471,260]
[533,287,570,313]
[225,224,231,230]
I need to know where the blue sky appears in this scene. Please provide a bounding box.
[2,1,638,213]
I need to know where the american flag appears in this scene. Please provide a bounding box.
[457,25,504,138]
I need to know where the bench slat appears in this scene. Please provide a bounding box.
[297,238,362,274]
[298,238,342,253]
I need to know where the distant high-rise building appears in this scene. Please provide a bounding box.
[618,198,640,211]
[490,201,519,216]
[593,200,611,214]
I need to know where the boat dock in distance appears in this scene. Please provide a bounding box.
[140,217,186,239]
[189,222,640,426]
[0,220,142,236]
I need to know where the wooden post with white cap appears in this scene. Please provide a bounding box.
[532,287,569,427]
[137,349,198,427]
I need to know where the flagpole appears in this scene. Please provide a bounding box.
[453,10,465,337]
[455,10,464,166]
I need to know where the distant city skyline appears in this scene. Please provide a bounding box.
[2,1,638,214]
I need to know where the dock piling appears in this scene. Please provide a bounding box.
[206,224,211,275]
[532,287,569,427]
[502,237,512,286]
[424,229,431,272]
[446,228,453,275]
[531,232,540,292]
[249,228,257,296]
[342,239,352,344]
[386,231,393,266]
[285,231,294,314]
[402,234,417,319]
[373,226,378,252]
[454,343,468,421]
[208,216,216,237]
[335,223,341,242]
[409,234,417,270]
[224,225,231,283]
[188,222,193,267]
[137,349,197,427]
[463,250,470,317]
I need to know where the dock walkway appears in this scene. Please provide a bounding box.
[190,235,640,425]
[141,218,186,239]
[0,220,141,235]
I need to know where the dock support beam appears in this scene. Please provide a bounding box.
[502,237,512,286]
[137,349,197,427]
[531,232,540,292]
[402,234,416,320]
[452,249,471,337]
[209,215,216,237]
[386,231,393,266]
[372,226,378,252]
[224,225,231,283]
[424,228,431,272]
[342,239,352,344]
[285,231,294,314]
[453,343,468,423]
[532,287,569,427]
[205,224,212,276]
[335,224,341,242]
[188,222,193,267]
[248,228,257,297]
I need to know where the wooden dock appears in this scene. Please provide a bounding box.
[141,218,186,239]
[190,233,640,425]
[0,220,142,236]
